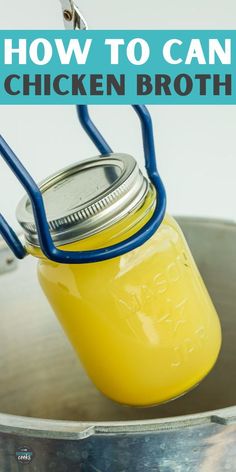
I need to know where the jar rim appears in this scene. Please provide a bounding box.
[16,153,150,248]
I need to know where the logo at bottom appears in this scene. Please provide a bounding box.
[15,446,34,465]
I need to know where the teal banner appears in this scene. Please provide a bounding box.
[0,30,235,104]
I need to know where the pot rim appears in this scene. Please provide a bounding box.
[0,405,235,440]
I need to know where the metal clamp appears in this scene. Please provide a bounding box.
[60,0,87,30]
[0,4,166,263]
[0,105,166,264]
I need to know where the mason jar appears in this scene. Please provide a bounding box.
[16,153,222,407]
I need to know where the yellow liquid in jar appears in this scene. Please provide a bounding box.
[32,189,222,406]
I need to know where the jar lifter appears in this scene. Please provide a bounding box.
[0,1,166,264]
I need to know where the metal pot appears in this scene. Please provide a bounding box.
[0,217,235,471]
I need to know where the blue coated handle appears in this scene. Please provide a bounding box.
[0,105,166,264]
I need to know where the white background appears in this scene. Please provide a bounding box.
[0,0,236,230]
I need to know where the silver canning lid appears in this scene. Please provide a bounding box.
[16,153,150,247]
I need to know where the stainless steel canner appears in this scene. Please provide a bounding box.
[0,217,235,472]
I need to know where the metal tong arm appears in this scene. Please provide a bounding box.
[0,105,166,263]
[60,0,87,30]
